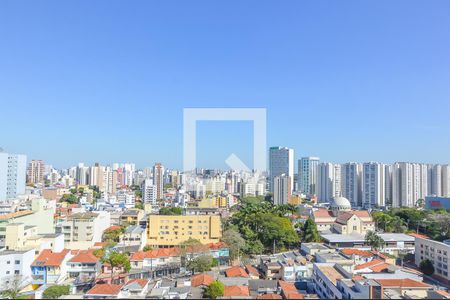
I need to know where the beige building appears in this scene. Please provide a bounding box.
[312,197,375,235]
[56,211,110,249]
[415,236,450,284]
[27,160,45,184]
[147,215,222,247]
[5,223,64,253]
[0,198,55,247]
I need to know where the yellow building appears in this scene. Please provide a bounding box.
[120,209,144,225]
[147,215,222,247]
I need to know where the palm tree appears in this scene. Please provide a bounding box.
[365,230,385,251]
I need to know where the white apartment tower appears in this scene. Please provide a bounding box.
[317,163,341,203]
[361,162,385,208]
[392,162,428,208]
[341,162,362,207]
[269,147,294,193]
[142,178,157,205]
[273,174,291,205]
[443,165,450,197]
[0,152,27,201]
[298,157,320,196]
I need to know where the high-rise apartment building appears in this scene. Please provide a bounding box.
[361,162,385,208]
[269,147,294,193]
[142,178,157,205]
[392,162,428,208]
[341,162,362,207]
[432,164,443,197]
[0,152,27,201]
[273,174,291,205]
[153,163,164,200]
[27,160,45,184]
[317,163,341,203]
[443,165,450,197]
[298,157,320,196]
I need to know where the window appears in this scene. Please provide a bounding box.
[14,270,19,275]
[15,260,20,265]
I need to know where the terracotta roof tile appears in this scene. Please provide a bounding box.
[69,250,100,263]
[341,248,373,257]
[130,247,180,261]
[354,259,385,270]
[86,284,123,296]
[408,233,429,239]
[124,279,148,289]
[191,273,214,287]
[223,286,250,297]
[279,281,303,299]
[375,278,431,288]
[225,266,249,278]
[32,249,70,267]
[245,264,260,276]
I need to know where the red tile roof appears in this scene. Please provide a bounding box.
[341,248,373,257]
[245,264,260,277]
[105,225,122,232]
[354,259,385,270]
[257,293,282,299]
[313,208,334,219]
[191,273,214,287]
[375,278,431,288]
[86,284,123,296]
[225,266,249,278]
[370,263,392,272]
[207,241,227,250]
[130,247,180,261]
[223,286,250,297]
[69,250,100,263]
[124,279,149,289]
[32,249,70,267]
[279,281,303,299]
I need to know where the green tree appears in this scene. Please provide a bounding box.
[101,251,131,281]
[187,255,215,273]
[102,227,124,243]
[159,207,183,215]
[143,245,153,252]
[365,231,385,251]
[203,281,224,299]
[135,202,144,210]
[419,259,435,276]
[180,238,205,267]
[302,218,321,242]
[42,285,71,299]
[60,193,79,204]
[222,227,245,260]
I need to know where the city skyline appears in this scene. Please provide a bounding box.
[2,1,450,169]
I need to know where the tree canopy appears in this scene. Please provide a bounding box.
[302,218,321,242]
[42,285,71,299]
[228,197,299,254]
[419,259,435,276]
[159,207,183,215]
[203,281,225,299]
[365,231,385,251]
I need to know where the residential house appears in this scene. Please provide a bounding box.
[31,249,72,286]
[67,250,102,282]
[0,249,35,284]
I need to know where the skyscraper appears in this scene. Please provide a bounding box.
[269,147,294,193]
[392,162,428,208]
[153,163,165,200]
[341,162,362,207]
[27,160,45,184]
[273,174,291,205]
[432,164,443,197]
[317,162,341,203]
[298,157,320,196]
[0,152,27,201]
[142,178,157,205]
[361,162,385,208]
[443,165,450,197]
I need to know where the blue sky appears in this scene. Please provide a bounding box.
[1,1,450,170]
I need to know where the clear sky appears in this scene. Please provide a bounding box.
[1,1,450,170]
